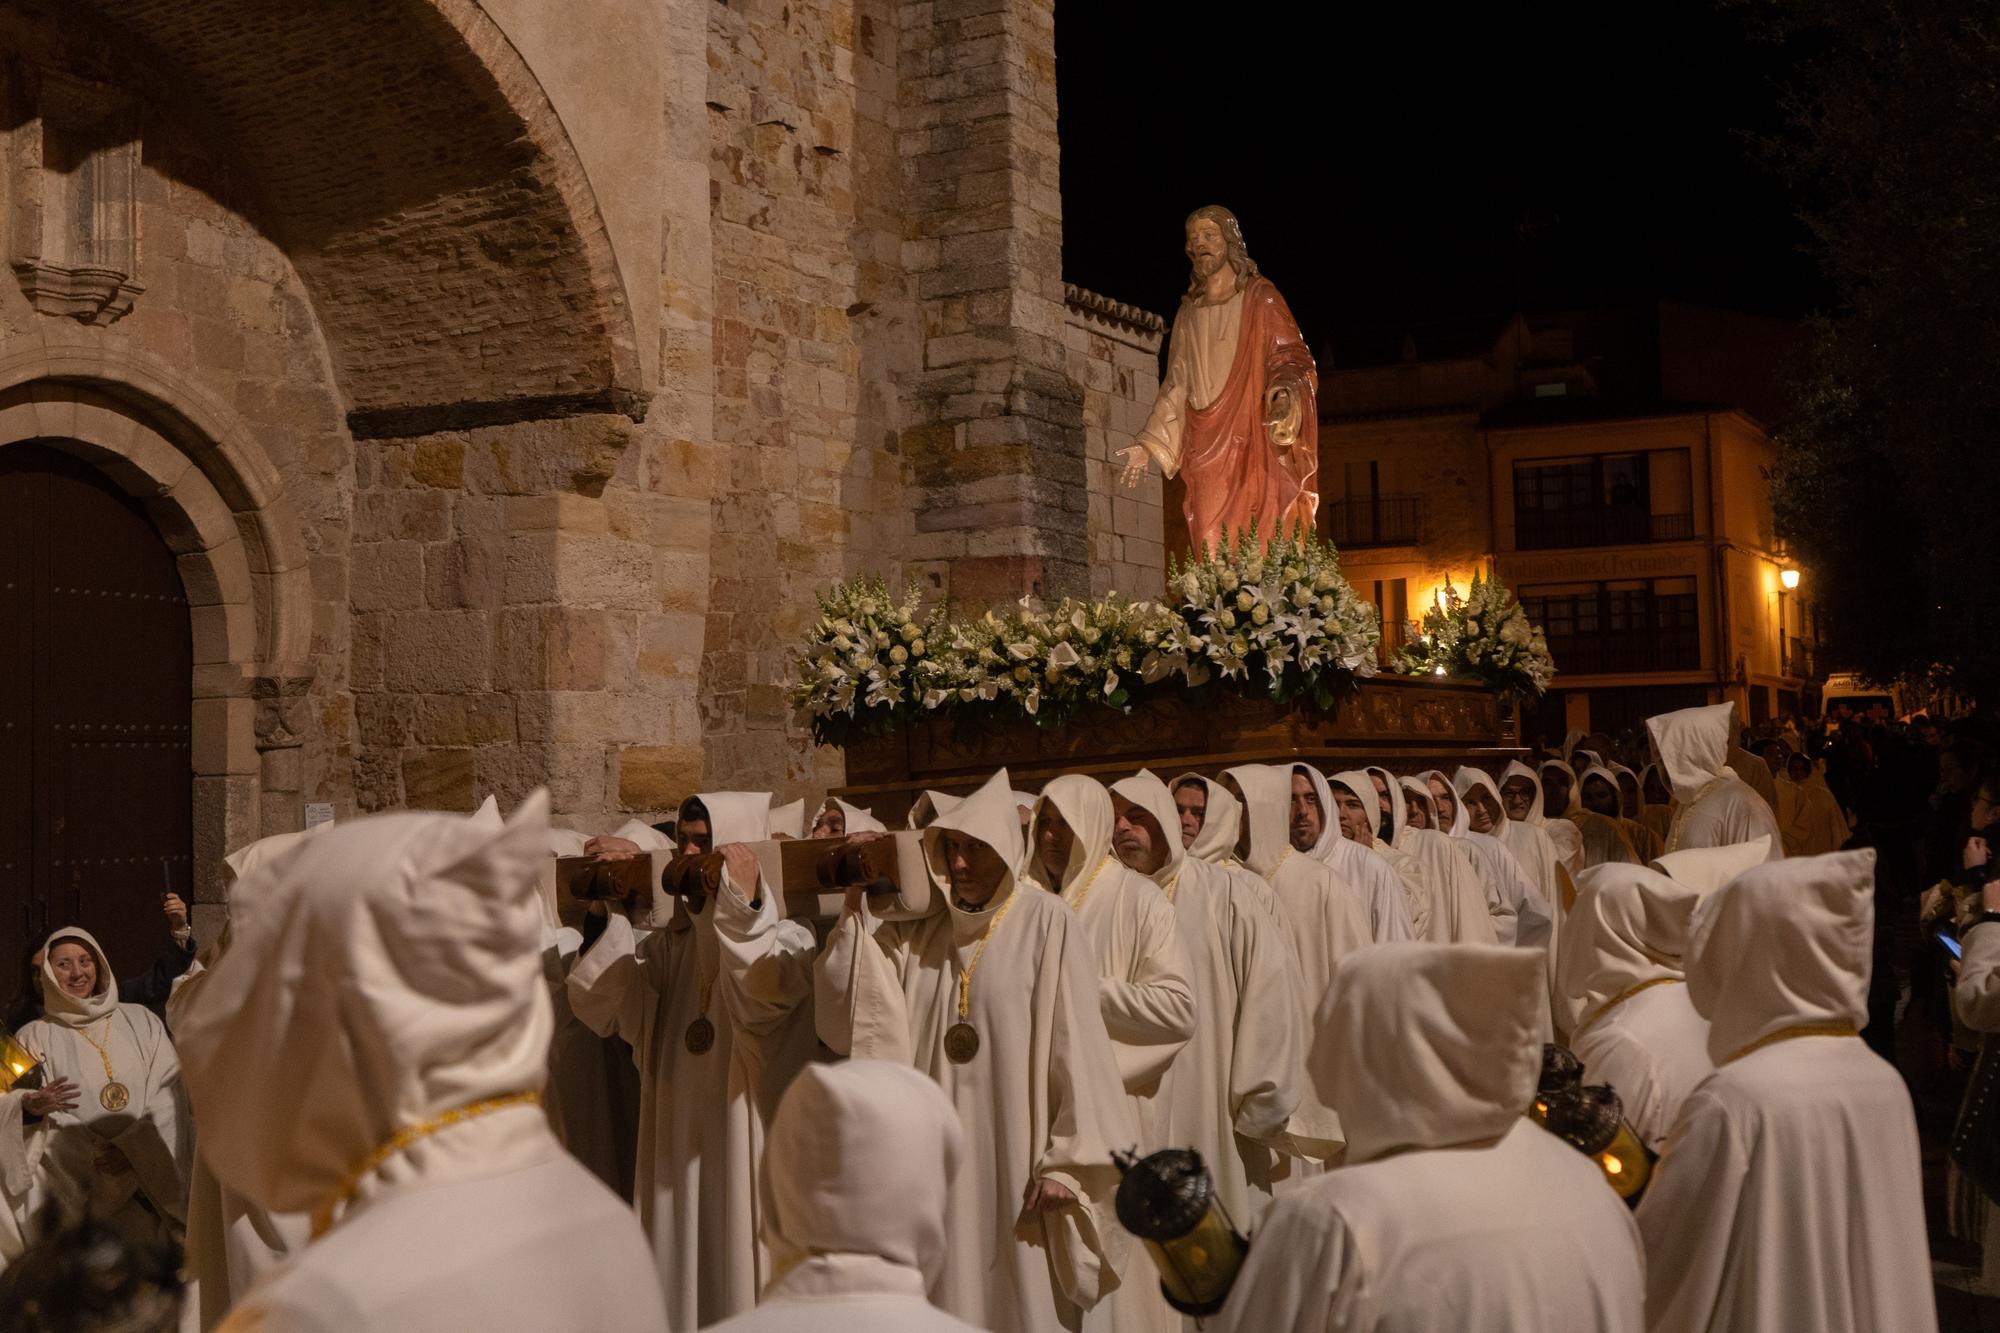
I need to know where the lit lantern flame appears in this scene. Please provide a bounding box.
[0,1030,40,1093]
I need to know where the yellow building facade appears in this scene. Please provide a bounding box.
[1319,305,1816,747]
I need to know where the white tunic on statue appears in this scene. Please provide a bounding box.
[1558,863,1715,1152]
[816,769,1134,1333]
[568,791,818,1328]
[1112,773,1303,1229]
[707,1060,982,1333]
[1646,703,1784,858]
[9,928,189,1256]
[173,794,667,1333]
[1295,766,1414,944]
[1213,944,1643,1333]
[1636,849,1935,1333]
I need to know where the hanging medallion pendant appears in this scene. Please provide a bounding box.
[684,1016,716,1055]
[99,1081,130,1113]
[944,1022,980,1064]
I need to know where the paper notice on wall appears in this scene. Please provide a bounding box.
[304,802,336,831]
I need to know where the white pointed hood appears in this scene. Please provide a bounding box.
[35,926,120,1026]
[921,769,1025,904]
[1503,759,1550,825]
[1560,863,1703,1033]
[762,1058,963,1292]
[837,798,887,835]
[1420,769,1472,837]
[224,824,333,884]
[690,791,776,845]
[1400,779,1437,832]
[906,789,961,830]
[1540,757,1583,817]
[1327,769,1381,846]
[1029,774,1116,895]
[1687,849,1877,1063]
[1647,702,1738,805]
[1578,763,1622,817]
[1174,772,1245,865]
[1310,943,1543,1165]
[1110,770,1185,895]
[1293,764,1345,860]
[768,798,806,839]
[1222,764,1295,880]
[174,792,556,1216]
[1365,767,1408,840]
[1651,836,1771,895]
[1609,763,1645,819]
[1453,767,1509,836]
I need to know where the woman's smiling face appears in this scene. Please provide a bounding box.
[49,940,97,997]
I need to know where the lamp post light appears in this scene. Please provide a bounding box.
[1780,566,1801,591]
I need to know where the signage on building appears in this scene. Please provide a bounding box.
[1500,549,1700,584]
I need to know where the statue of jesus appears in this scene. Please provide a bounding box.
[1117,205,1320,557]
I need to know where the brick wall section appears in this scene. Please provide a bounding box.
[1062,285,1167,599]
[896,0,1089,610]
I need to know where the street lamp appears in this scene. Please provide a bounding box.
[1780,567,1801,591]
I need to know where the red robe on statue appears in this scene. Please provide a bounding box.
[1138,275,1319,556]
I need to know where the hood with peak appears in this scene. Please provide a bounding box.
[768,798,807,839]
[689,791,777,846]
[1651,836,1771,895]
[174,793,556,1215]
[1686,849,1876,1063]
[1420,769,1472,837]
[1174,772,1246,866]
[1222,764,1295,879]
[1453,767,1510,834]
[1540,758,1583,817]
[35,926,119,1026]
[1292,764,1346,859]
[1560,863,1704,1032]
[1326,769,1382,846]
[762,1058,963,1292]
[1029,774,1117,895]
[1310,943,1543,1165]
[1109,771,1185,894]
[819,797,887,836]
[1646,702,1738,805]
[922,769,1025,903]
[1364,767,1408,840]
[1503,760,1551,825]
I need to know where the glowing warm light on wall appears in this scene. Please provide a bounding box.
[1780,567,1801,590]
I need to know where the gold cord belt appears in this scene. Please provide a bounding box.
[1722,1022,1858,1066]
[311,1090,542,1238]
[1571,977,1681,1043]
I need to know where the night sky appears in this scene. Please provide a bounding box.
[1056,2,1832,367]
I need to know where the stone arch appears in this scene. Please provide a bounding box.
[70,0,647,438]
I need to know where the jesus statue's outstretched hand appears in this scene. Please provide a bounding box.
[1116,444,1149,490]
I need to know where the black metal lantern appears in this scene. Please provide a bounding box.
[1541,1083,1655,1205]
[1530,1041,1584,1125]
[1112,1147,1248,1316]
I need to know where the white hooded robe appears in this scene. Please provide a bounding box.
[1214,943,1644,1333]
[567,791,819,1327]
[1384,775,1498,946]
[1293,765,1414,944]
[1635,849,1935,1333]
[1645,703,1784,859]
[815,769,1135,1333]
[175,795,668,1333]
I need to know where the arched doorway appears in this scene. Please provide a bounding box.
[0,442,192,1005]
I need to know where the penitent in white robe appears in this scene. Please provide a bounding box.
[1216,944,1643,1333]
[1646,703,1784,859]
[1295,766,1414,944]
[1030,776,1195,1333]
[1113,774,1303,1232]
[568,794,818,1328]
[1637,850,1935,1333]
[817,771,1134,1333]
[1375,771,1497,947]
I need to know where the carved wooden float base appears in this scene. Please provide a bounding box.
[834,676,1524,825]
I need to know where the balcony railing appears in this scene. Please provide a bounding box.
[1326,495,1424,548]
[1515,507,1695,551]
[1542,628,1702,675]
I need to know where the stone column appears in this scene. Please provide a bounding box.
[897,0,1088,608]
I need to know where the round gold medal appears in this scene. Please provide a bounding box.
[684,1016,715,1055]
[943,1022,980,1064]
[99,1081,130,1113]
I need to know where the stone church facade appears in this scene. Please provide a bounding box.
[0,0,1164,936]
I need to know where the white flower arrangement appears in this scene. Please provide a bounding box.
[1392,568,1556,700]
[791,530,1386,740]
[1165,523,1381,706]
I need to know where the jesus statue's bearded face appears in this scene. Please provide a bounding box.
[1186,216,1229,283]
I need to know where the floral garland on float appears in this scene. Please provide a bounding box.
[790,525,1384,745]
[1390,568,1556,701]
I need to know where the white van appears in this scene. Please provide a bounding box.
[1819,673,1907,728]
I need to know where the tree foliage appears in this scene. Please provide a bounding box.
[1745,1,2000,699]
